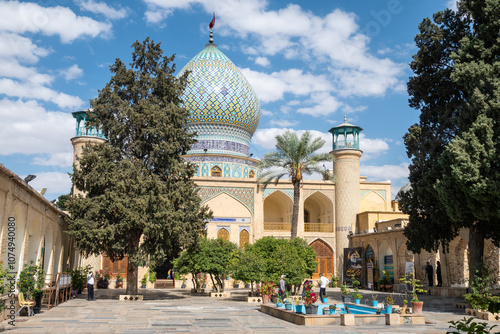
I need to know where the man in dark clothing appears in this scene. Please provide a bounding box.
[279,275,286,300]
[436,261,442,287]
[425,262,434,287]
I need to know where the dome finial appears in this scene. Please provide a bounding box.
[208,13,215,44]
[344,113,347,123]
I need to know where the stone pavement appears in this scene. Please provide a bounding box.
[1,288,496,333]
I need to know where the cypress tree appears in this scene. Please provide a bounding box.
[68,38,211,295]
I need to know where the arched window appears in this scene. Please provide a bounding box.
[211,166,222,177]
[239,229,249,249]
[249,170,255,178]
[217,228,229,240]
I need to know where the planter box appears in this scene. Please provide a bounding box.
[210,292,231,298]
[478,311,500,322]
[119,295,143,301]
[341,313,355,326]
[190,288,205,294]
[247,296,263,303]
[385,313,400,325]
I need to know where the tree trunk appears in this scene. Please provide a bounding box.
[468,227,485,281]
[291,181,301,238]
[126,259,138,295]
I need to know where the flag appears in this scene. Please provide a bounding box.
[209,13,215,29]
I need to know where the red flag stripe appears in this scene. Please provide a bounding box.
[209,13,215,29]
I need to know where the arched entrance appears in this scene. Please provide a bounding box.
[310,239,334,279]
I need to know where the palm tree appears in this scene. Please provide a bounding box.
[258,131,333,238]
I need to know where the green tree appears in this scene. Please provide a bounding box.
[174,238,237,292]
[401,0,500,278]
[67,38,211,295]
[258,131,332,238]
[55,194,70,211]
[229,244,266,296]
[251,236,317,289]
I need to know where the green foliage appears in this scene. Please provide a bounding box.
[67,38,212,295]
[250,236,317,286]
[464,263,499,310]
[352,287,362,300]
[401,0,500,272]
[447,317,497,334]
[229,244,266,294]
[258,131,332,238]
[0,263,8,312]
[148,271,156,284]
[70,265,92,293]
[340,284,350,296]
[55,194,71,211]
[385,294,394,306]
[174,238,237,292]
[400,268,426,302]
[17,261,45,300]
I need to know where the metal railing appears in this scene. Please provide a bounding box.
[263,222,291,231]
[304,223,334,233]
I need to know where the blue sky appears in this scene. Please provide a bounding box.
[0,0,458,201]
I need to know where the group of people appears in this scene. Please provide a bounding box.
[425,261,443,287]
[278,273,331,299]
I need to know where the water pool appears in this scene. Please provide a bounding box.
[292,304,387,315]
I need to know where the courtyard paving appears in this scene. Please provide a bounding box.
[1,287,495,333]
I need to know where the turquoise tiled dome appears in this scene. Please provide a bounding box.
[179,43,261,157]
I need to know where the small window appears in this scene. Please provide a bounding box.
[211,166,222,177]
[217,228,229,240]
[249,170,255,178]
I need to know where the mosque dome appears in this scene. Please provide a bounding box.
[179,41,261,157]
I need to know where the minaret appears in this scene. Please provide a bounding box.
[329,115,363,276]
[70,110,106,196]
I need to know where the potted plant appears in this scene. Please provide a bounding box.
[400,268,426,313]
[330,273,340,288]
[70,264,92,294]
[259,281,275,304]
[17,261,45,314]
[96,268,111,289]
[385,294,394,314]
[303,283,319,314]
[181,275,187,288]
[233,280,240,289]
[340,284,351,303]
[320,292,328,303]
[401,299,408,314]
[329,304,337,315]
[115,271,124,288]
[149,270,156,286]
[284,292,293,310]
[352,287,362,304]
[276,295,283,308]
[371,293,378,307]
[141,272,148,288]
[294,298,304,313]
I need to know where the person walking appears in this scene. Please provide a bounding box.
[436,261,442,287]
[425,262,434,287]
[87,271,95,301]
[278,275,286,300]
[319,273,330,298]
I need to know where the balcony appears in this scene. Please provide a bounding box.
[263,222,291,231]
[304,223,334,233]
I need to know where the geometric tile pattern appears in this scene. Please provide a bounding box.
[190,160,260,179]
[360,189,386,200]
[179,43,261,158]
[263,188,294,200]
[198,187,254,215]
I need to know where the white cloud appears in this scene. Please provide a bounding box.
[76,0,129,20]
[0,99,74,159]
[241,68,333,103]
[269,119,298,127]
[32,152,73,167]
[60,64,83,81]
[0,79,83,109]
[255,56,270,67]
[360,163,409,182]
[145,0,405,97]
[0,32,50,63]
[296,92,343,116]
[359,133,390,155]
[0,1,111,43]
[21,171,72,196]
[447,0,458,11]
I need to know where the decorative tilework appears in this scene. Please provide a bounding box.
[198,187,254,215]
[303,190,334,203]
[179,44,261,159]
[184,155,259,167]
[191,139,249,156]
[360,189,386,200]
[262,189,294,200]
